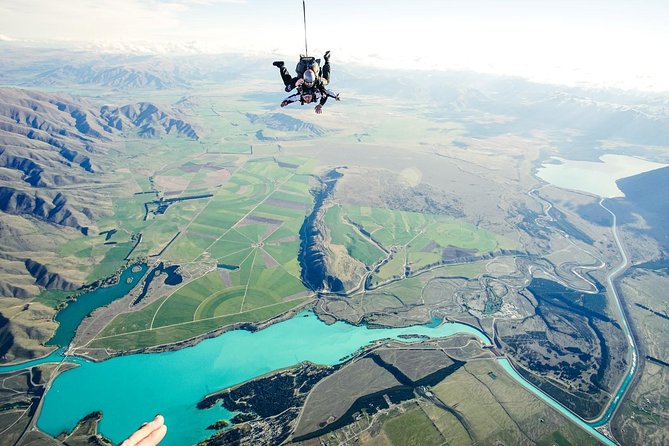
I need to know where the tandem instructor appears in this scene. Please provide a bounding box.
[121,415,166,446]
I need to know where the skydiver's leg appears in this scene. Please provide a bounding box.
[321,51,331,85]
[321,61,330,85]
[274,61,299,92]
[280,67,294,87]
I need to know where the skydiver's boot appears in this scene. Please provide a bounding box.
[323,51,330,62]
[273,61,285,68]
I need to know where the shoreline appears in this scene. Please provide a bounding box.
[74,297,316,362]
[0,346,61,369]
[0,260,150,369]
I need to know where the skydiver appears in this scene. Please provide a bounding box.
[274,51,339,113]
[273,50,332,92]
[280,78,340,114]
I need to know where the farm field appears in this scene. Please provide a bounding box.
[324,205,515,286]
[88,155,315,351]
[383,406,446,446]
[429,360,599,445]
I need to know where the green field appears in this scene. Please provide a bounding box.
[89,298,307,350]
[325,206,514,285]
[35,289,77,309]
[51,135,223,284]
[325,205,386,266]
[343,206,509,252]
[429,360,599,445]
[383,406,445,446]
[90,156,316,350]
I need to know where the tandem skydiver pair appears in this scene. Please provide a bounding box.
[273,51,340,114]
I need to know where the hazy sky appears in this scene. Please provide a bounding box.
[1,0,668,91]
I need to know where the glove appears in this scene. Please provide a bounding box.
[281,101,289,107]
[335,94,341,101]
[315,104,323,114]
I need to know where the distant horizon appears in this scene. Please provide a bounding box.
[1,0,668,93]
[2,39,669,96]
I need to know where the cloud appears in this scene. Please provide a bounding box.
[0,34,16,41]
[0,0,254,46]
[0,0,186,41]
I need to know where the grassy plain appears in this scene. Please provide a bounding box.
[325,205,386,266]
[297,350,600,446]
[382,406,445,445]
[429,360,599,445]
[38,134,224,292]
[35,290,75,309]
[294,358,401,438]
[90,155,314,351]
[612,269,669,446]
[89,298,307,350]
[318,261,489,326]
[324,205,513,286]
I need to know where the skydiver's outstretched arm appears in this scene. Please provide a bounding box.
[325,89,340,101]
[281,93,301,107]
[314,89,340,114]
[317,89,340,106]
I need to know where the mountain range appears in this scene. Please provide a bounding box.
[0,87,198,298]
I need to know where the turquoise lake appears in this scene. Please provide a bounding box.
[0,262,620,446]
[535,154,667,198]
[37,312,489,446]
[47,264,148,347]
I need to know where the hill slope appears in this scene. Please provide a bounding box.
[0,87,198,298]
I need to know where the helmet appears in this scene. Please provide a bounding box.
[303,69,316,87]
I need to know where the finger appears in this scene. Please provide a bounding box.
[136,424,167,446]
[122,415,164,445]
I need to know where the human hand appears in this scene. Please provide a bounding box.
[120,415,167,446]
[281,101,288,107]
[335,94,341,101]
[296,78,304,86]
[315,104,323,114]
